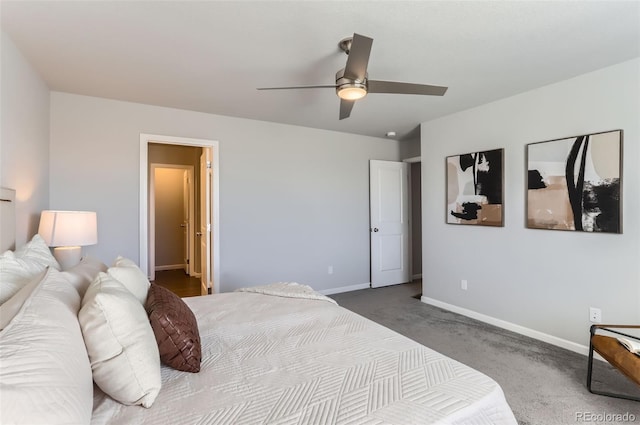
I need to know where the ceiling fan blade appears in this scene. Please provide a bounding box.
[257,84,337,91]
[368,80,448,96]
[343,33,373,81]
[339,99,355,120]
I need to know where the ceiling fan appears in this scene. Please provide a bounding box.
[257,33,448,120]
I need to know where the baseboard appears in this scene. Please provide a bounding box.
[420,296,592,357]
[155,264,183,271]
[412,273,422,280]
[320,283,371,296]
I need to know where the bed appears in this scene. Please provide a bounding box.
[92,288,516,424]
[0,203,517,424]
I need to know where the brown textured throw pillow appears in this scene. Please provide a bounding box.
[145,284,201,373]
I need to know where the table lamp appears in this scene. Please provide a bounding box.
[38,210,98,270]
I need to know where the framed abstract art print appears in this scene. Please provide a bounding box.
[447,148,504,227]
[526,130,622,233]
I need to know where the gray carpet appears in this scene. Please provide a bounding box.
[330,282,640,425]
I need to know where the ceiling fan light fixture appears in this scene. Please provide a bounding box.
[337,84,367,100]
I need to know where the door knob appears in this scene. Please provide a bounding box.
[180,223,187,228]
[196,232,202,236]
[372,228,379,232]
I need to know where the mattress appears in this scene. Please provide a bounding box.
[91,290,517,424]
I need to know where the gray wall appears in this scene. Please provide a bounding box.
[0,32,50,246]
[420,58,640,347]
[49,92,400,293]
[400,137,421,160]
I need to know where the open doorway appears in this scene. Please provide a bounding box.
[369,160,410,288]
[408,159,422,281]
[369,157,422,289]
[149,164,194,280]
[140,134,220,295]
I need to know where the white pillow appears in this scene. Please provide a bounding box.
[62,255,108,298]
[79,272,161,407]
[107,256,150,304]
[15,234,60,270]
[0,251,29,305]
[0,268,93,424]
[0,268,48,331]
[0,234,61,305]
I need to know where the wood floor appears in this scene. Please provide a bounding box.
[152,269,202,298]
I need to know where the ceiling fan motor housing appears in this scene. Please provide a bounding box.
[335,68,368,100]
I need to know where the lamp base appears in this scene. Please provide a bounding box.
[53,246,82,270]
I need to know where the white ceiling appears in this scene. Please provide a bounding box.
[2,1,639,140]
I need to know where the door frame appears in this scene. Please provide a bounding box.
[199,148,213,297]
[140,134,221,294]
[149,163,195,281]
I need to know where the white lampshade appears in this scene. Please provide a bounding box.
[38,210,98,270]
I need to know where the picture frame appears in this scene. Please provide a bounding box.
[526,130,622,233]
[446,148,504,227]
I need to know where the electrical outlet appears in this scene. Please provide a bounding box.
[328,265,333,275]
[461,279,468,290]
[589,307,602,323]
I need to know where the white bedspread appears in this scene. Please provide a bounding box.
[91,289,517,425]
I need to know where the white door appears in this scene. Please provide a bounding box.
[370,160,410,288]
[199,149,212,295]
